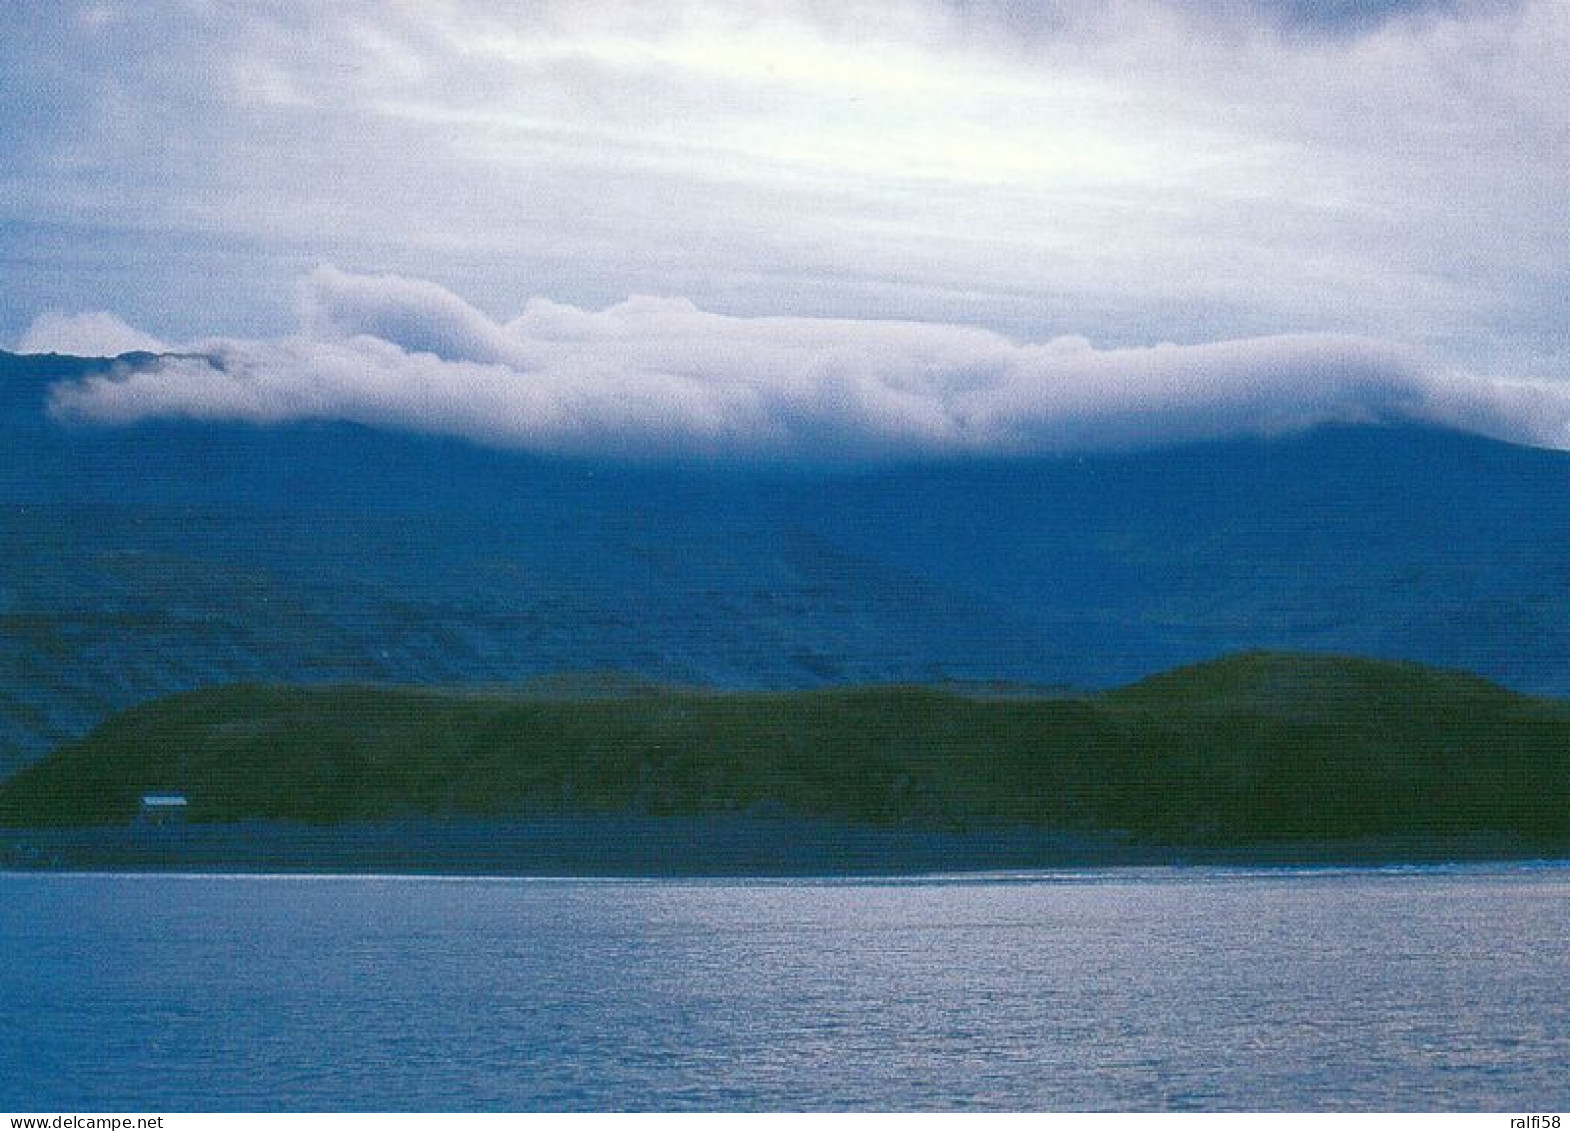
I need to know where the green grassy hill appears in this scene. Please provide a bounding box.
[3,652,1567,848]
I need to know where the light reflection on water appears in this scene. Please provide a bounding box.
[1,864,1567,1111]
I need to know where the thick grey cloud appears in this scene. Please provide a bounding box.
[943,0,1478,42]
[1,0,1566,386]
[40,269,1570,461]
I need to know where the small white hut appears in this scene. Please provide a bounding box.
[139,792,189,825]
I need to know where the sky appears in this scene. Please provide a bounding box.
[4,0,1568,459]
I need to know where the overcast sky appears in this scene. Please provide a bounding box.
[4,0,1567,457]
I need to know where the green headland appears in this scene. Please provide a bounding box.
[3,651,1568,869]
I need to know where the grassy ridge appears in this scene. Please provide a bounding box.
[2,652,1568,847]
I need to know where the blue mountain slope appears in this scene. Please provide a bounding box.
[4,349,1569,774]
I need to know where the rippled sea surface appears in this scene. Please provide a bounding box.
[2,865,1568,1111]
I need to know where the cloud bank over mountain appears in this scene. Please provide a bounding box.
[33,267,1570,461]
[18,311,170,358]
[2,0,1566,374]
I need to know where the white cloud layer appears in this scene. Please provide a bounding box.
[1,1,1566,370]
[39,268,1570,461]
[17,311,170,357]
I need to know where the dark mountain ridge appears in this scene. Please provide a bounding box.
[5,349,1570,775]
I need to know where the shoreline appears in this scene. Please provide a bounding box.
[5,816,1563,877]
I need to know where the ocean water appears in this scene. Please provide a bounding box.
[1,865,1567,1111]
